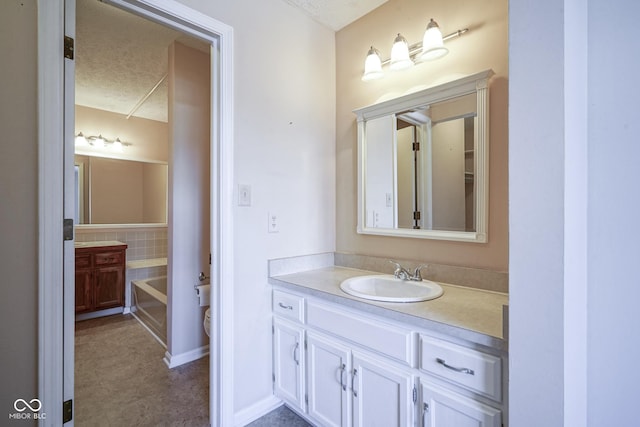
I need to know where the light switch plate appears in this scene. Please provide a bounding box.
[238,184,251,206]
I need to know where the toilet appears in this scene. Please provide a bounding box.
[204,308,211,337]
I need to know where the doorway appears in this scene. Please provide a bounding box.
[38,0,235,425]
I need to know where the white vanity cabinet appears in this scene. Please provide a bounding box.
[272,287,506,427]
[421,382,501,427]
[305,330,416,427]
[273,317,306,410]
[306,331,351,427]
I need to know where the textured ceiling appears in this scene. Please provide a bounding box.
[283,0,388,31]
[76,0,385,122]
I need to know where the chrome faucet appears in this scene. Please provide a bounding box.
[389,260,427,281]
[389,260,411,280]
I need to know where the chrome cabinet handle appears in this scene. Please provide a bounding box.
[292,342,299,366]
[436,358,475,375]
[352,368,359,397]
[338,363,347,391]
[278,302,293,310]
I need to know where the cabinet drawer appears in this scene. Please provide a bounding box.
[419,335,501,401]
[75,254,92,269]
[95,251,124,266]
[273,290,304,323]
[307,300,415,367]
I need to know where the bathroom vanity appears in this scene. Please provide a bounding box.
[74,241,128,314]
[270,264,508,427]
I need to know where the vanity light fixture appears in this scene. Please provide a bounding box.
[75,132,132,152]
[361,19,469,81]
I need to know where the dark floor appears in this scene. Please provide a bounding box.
[75,314,311,426]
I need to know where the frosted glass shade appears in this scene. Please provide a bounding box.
[362,47,384,81]
[389,33,413,71]
[418,19,449,62]
[75,132,88,147]
[112,138,124,153]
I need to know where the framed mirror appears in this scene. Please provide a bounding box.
[354,69,493,242]
[74,155,168,225]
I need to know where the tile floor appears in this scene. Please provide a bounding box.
[75,314,311,426]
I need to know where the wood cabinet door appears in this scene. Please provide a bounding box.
[273,318,305,411]
[94,265,124,309]
[421,382,501,427]
[306,331,350,427]
[351,351,414,427]
[74,269,93,313]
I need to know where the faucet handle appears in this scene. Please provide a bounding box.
[412,264,428,281]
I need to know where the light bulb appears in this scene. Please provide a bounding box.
[389,33,413,71]
[362,46,384,81]
[75,132,88,147]
[418,19,449,62]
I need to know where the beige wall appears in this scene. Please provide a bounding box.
[336,0,508,271]
[167,41,211,356]
[0,0,38,420]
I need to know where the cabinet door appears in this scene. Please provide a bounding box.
[421,382,501,427]
[273,318,305,411]
[75,269,93,313]
[94,265,124,309]
[307,331,351,427]
[351,351,414,427]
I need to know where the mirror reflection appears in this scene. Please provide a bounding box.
[75,155,168,225]
[355,70,492,242]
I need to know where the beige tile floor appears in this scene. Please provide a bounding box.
[75,314,209,426]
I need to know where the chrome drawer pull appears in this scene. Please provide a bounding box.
[436,358,475,375]
[278,302,293,310]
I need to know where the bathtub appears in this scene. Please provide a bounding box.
[132,276,167,346]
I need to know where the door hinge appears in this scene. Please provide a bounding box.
[63,399,72,423]
[63,218,74,241]
[305,394,308,405]
[209,253,211,264]
[412,142,420,151]
[64,36,74,60]
[413,211,421,221]
[424,402,429,413]
[304,338,307,350]
[272,324,274,334]
[412,386,417,404]
[272,373,275,382]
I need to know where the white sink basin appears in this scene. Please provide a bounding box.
[340,275,443,303]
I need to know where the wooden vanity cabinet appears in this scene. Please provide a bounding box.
[75,243,127,314]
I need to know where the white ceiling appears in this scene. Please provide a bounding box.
[75,0,386,122]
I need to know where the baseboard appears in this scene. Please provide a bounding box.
[234,395,283,427]
[75,306,124,321]
[163,345,209,368]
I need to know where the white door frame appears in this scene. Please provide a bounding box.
[37,1,235,425]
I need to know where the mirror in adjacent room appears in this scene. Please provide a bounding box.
[75,155,168,225]
[354,69,493,242]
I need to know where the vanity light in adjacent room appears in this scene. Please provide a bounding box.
[362,46,384,82]
[112,138,124,153]
[93,135,106,148]
[75,132,89,147]
[418,19,449,62]
[389,33,413,71]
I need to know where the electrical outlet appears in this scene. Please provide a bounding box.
[268,212,279,233]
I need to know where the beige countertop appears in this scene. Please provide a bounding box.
[269,266,508,351]
[74,240,127,249]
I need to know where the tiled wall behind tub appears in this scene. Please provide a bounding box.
[75,225,168,261]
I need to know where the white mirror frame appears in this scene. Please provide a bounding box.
[354,69,494,242]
